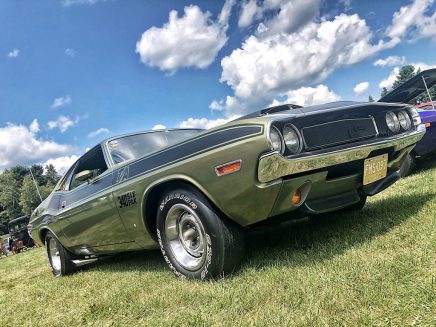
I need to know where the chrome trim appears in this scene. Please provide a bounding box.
[283,124,303,155]
[214,159,242,176]
[258,126,426,183]
[72,258,98,267]
[267,125,284,154]
[369,115,379,136]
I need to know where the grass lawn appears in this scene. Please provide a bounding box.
[1,160,435,326]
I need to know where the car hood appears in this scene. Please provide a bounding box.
[378,68,436,104]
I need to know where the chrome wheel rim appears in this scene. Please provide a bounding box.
[48,238,61,272]
[165,203,207,271]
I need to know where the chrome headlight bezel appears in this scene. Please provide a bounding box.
[397,110,412,130]
[385,111,400,133]
[268,125,284,154]
[409,106,421,126]
[282,124,302,155]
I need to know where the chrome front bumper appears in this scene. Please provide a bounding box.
[258,125,426,183]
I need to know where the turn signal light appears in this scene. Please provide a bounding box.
[425,122,431,127]
[215,160,242,176]
[292,190,302,205]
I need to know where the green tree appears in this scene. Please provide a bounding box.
[0,170,22,218]
[381,65,436,104]
[44,163,60,186]
[30,164,45,185]
[368,95,375,102]
[392,65,416,89]
[19,175,42,215]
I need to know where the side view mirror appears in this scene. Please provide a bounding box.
[75,170,93,182]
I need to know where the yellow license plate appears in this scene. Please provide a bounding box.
[363,154,388,185]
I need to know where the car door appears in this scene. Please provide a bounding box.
[56,145,132,248]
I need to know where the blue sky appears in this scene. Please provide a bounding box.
[0,0,435,173]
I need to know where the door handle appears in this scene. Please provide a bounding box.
[61,201,66,209]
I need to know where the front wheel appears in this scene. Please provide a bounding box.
[45,232,76,276]
[399,152,416,177]
[156,187,244,280]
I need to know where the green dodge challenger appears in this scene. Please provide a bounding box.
[30,93,429,279]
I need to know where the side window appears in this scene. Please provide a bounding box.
[69,146,108,191]
[57,163,78,191]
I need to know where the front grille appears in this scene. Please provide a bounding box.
[301,118,377,150]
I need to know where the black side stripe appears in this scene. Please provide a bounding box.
[49,125,262,210]
[116,125,263,183]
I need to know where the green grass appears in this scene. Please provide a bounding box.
[1,160,435,326]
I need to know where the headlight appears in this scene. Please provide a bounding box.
[268,126,284,154]
[385,111,400,133]
[409,107,421,126]
[283,125,301,154]
[397,111,412,130]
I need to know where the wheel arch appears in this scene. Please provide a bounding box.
[141,175,229,240]
[39,227,62,246]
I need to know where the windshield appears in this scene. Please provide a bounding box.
[107,130,202,164]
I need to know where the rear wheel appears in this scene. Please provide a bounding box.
[156,187,244,280]
[45,232,76,276]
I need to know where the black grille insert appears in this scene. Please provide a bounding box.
[302,118,377,150]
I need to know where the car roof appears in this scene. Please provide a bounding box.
[100,128,203,145]
[8,215,29,225]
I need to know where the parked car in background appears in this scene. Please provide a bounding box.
[30,70,431,280]
[399,101,436,176]
[8,216,34,253]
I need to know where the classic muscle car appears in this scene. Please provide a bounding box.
[378,69,436,176]
[30,71,435,280]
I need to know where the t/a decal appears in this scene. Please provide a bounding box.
[118,191,137,208]
[116,166,130,184]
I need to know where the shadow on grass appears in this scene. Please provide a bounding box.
[416,152,436,173]
[88,192,433,275]
[242,192,434,271]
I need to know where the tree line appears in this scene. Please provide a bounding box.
[380,65,436,102]
[0,164,60,235]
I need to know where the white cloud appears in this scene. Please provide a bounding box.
[178,115,240,130]
[152,124,167,130]
[238,0,258,28]
[216,13,396,114]
[270,85,341,107]
[44,155,79,176]
[65,48,76,57]
[136,1,234,73]
[0,120,72,171]
[387,0,436,41]
[29,119,40,134]
[88,128,109,138]
[62,0,106,7]
[379,67,400,90]
[237,0,321,36]
[47,115,79,133]
[374,56,406,67]
[51,95,72,109]
[353,82,369,95]
[260,0,321,37]
[7,49,20,58]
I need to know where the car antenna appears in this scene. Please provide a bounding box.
[422,75,435,110]
[28,166,43,202]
